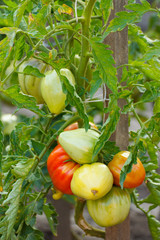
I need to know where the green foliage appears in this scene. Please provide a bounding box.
[0,0,160,239]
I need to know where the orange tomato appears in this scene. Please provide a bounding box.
[108,151,146,188]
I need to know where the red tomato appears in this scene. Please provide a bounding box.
[108,151,146,188]
[47,144,80,195]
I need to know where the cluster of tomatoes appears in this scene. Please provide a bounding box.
[18,59,146,228]
[47,123,146,227]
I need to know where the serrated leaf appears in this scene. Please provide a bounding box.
[120,141,141,188]
[12,158,35,179]
[90,40,118,94]
[100,0,113,26]
[0,27,19,47]
[31,140,50,163]
[103,0,153,39]
[153,97,160,114]
[0,121,3,192]
[89,70,102,98]
[14,0,31,27]
[1,178,23,239]
[132,61,160,81]
[60,75,89,131]
[92,100,120,160]
[14,35,26,61]
[147,215,160,240]
[2,85,45,117]
[2,0,17,8]
[25,198,44,226]
[0,38,10,73]
[23,66,45,78]
[103,12,138,39]
[43,203,58,236]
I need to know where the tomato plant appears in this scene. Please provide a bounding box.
[47,144,80,195]
[71,162,113,200]
[108,151,146,188]
[0,0,160,239]
[87,186,131,227]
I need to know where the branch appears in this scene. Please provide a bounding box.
[75,198,105,239]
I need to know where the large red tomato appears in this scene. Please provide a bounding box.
[108,151,146,188]
[47,144,80,195]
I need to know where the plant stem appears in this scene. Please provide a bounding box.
[74,198,105,239]
[77,0,96,97]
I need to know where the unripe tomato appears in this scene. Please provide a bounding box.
[87,186,131,227]
[47,144,80,195]
[108,151,146,188]
[18,59,48,104]
[41,68,75,114]
[64,122,98,131]
[1,114,17,135]
[59,128,100,164]
[71,162,113,200]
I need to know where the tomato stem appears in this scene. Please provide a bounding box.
[77,0,96,97]
[74,198,105,239]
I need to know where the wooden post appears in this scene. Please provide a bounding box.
[103,1,130,240]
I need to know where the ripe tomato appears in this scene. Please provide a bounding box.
[71,162,113,200]
[87,186,131,227]
[47,144,80,195]
[108,151,146,188]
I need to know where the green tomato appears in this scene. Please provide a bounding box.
[71,162,113,200]
[41,68,75,114]
[87,186,131,227]
[1,114,17,135]
[18,59,48,104]
[58,128,100,164]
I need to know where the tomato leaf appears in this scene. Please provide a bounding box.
[100,0,113,27]
[43,203,58,236]
[147,215,160,240]
[23,66,45,78]
[92,99,120,161]
[120,140,142,188]
[60,75,89,131]
[0,178,23,240]
[2,0,17,8]
[103,0,152,39]
[90,40,118,94]
[0,121,3,192]
[14,0,31,27]
[2,85,46,117]
[12,158,36,179]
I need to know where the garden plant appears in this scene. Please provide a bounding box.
[0,0,160,239]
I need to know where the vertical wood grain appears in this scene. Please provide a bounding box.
[103,1,130,239]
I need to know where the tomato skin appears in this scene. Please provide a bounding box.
[41,68,75,114]
[59,128,100,164]
[18,59,48,104]
[71,162,113,200]
[87,186,131,227]
[108,151,146,188]
[47,144,80,195]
